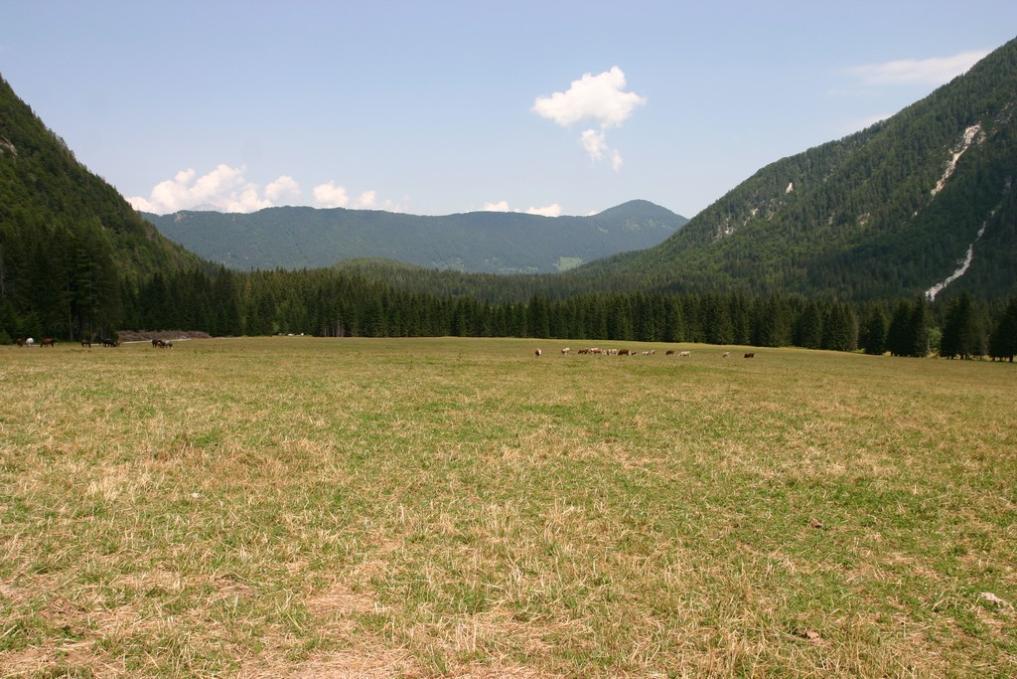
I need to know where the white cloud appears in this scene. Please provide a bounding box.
[265,175,301,203]
[610,150,623,172]
[482,200,562,217]
[846,49,989,86]
[312,182,379,209]
[525,203,562,217]
[533,66,645,128]
[534,66,643,171]
[354,190,377,209]
[129,167,385,214]
[580,129,607,160]
[127,164,275,213]
[312,181,350,208]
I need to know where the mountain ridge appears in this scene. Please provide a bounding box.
[577,37,1017,300]
[142,199,688,274]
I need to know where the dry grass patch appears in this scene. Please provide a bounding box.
[1,337,1015,676]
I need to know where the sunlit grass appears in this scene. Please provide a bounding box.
[1,337,1014,677]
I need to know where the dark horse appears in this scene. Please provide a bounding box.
[101,337,119,347]
[40,337,55,347]
[81,338,92,348]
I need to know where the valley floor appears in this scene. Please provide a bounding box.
[1,337,1014,677]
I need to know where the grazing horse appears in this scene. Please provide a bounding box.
[80,338,92,348]
[744,352,755,358]
[534,348,542,357]
[101,337,119,347]
[40,337,55,348]
[15,337,26,347]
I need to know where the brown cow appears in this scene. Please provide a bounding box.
[40,337,55,348]
[618,349,630,356]
[665,350,675,355]
[744,352,755,358]
[534,348,542,357]
[80,338,92,348]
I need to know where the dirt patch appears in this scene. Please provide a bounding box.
[239,646,419,679]
[308,582,378,618]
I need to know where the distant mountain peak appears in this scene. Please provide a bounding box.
[144,201,688,274]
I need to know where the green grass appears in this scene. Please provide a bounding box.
[1,337,1014,677]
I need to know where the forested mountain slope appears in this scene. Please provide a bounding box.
[0,74,201,337]
[143,199,687,274]
[584,37,1017,300]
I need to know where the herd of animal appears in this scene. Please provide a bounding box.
[537,347,756,359]
[14,337,174,348]
[14,336,57,347]
[12,336,754,359]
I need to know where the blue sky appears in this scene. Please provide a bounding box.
[3,1,1016,217]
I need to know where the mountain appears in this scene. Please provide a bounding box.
[142,199,687,274]
[582,37,1017,300]
[0,74,201,337]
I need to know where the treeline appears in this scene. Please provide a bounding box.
[3,263,1015,361]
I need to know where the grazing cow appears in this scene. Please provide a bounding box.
[80,338,92,348]
[608,349,618,356]
[25,337,34,346]
[679,351,691,358]
[618,349,630,356]
[723,351,730,358]
[665,350,675,356]
[40,337,55,347]
[101,337,119,347]
[561,347,570,355]
[534,348,542,358]
[744,352,755,359]
[577,348,589,355]
[165,340,174,349]
[15,337,25,347]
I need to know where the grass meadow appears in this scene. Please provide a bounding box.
[0,336,1014,677]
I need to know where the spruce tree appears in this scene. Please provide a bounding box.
[886,300,913,356]
[861,306,887,355]
[908,299,930,357]
[989,298,1017,362]
[940,292,983,359]
[795,302,823,349]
